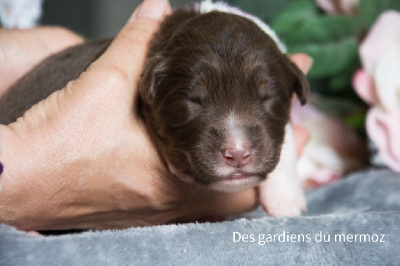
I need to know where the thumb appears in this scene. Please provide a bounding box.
[8,0,172,131]
[85,0,172,93]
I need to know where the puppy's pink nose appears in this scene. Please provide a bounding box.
[222,148,252,168]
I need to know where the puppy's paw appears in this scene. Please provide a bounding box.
[258,123,307,217]
[259,179,307,217]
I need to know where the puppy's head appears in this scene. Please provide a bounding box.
[139,11,309,192]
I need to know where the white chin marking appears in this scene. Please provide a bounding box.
[210,176,260,192]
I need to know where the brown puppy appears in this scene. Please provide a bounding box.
[0,2,309,217]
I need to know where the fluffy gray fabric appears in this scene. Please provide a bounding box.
[1,168,400,265]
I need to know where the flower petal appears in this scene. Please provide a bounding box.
[374,45,400,114]
[353,69,379,105]
[360,11,400,74]
[366,108,400,172]
[314,0,358,15]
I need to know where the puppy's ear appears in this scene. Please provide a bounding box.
[290,62,310,105]
[289,61,310,105]
[138,53,167,105]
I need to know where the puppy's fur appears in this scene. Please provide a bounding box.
[0,7,309,216]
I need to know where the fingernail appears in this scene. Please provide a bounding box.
[137,0,169,20]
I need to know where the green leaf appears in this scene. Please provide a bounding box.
[329,73,353,93]
[229,0,295,22]
[359,0,384,28]
[328,56,360,92]
[345,111,366,130]
[283,16,359,45]
[359,0,400,29]
[387,0,400,10]
[280,14,361,77]
[271,0,317,36]
[288,36,358,77]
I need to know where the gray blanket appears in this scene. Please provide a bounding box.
[1,168,400,265]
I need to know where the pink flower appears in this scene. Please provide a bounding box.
[353,11,400,172]
[291,100,368,188]
[314,0,359,15]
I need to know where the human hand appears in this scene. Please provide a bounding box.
[0,26,83,97]
[0,0,311,231]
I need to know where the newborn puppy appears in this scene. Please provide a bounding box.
[0,1,309,217]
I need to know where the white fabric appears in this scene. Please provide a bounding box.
[195,0,286,53]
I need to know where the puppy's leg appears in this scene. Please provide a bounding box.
[259,124,307,217]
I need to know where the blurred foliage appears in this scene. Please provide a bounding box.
[229,0,294,23]
[271,0,400,80]
[232,0,400,131]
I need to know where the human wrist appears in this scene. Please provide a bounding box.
[0,121,173,230]
[0,123,71,228]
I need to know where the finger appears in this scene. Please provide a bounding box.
[293,125,310,157]
[31,26,84,53]
[290,53,313,74]
[0,27,83,96]
[92,0,172,86]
